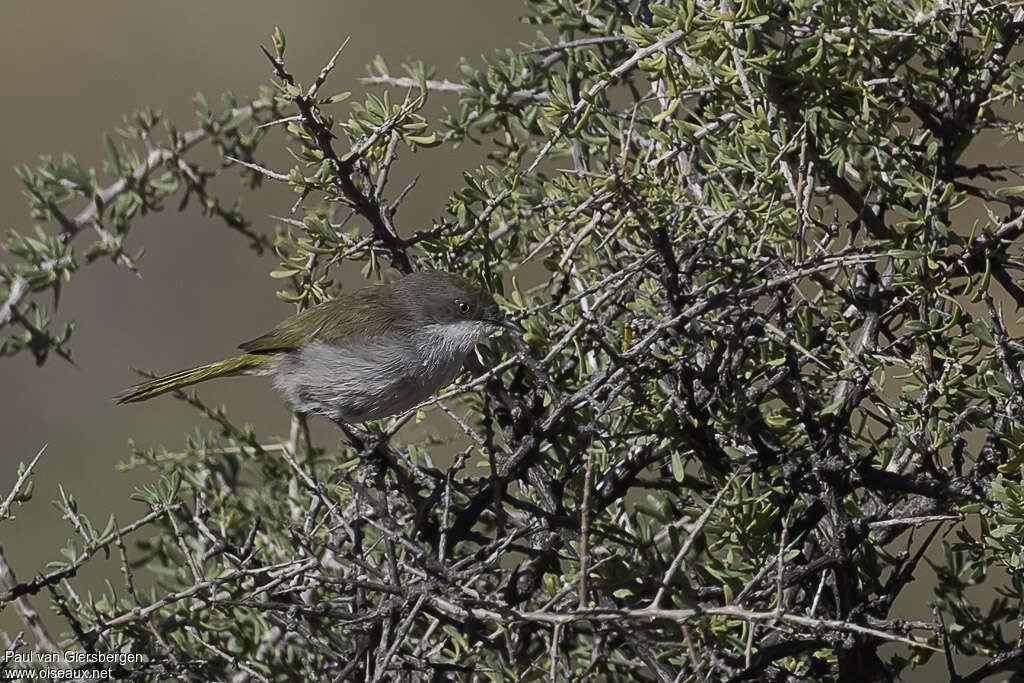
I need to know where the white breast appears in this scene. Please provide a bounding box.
[269,320,492,423]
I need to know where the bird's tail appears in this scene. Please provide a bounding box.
[114,354,266,404]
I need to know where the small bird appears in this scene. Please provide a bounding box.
[115,271,516,423]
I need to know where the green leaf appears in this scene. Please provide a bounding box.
[671,451,685,482]
[405,133,439,147]
[324,92,351,104]
[269,269,300,279]
[820,396,845,416]
[271,26,286,58]
[968,320,995,347]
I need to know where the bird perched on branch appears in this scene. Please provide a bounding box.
[116,270,516,423]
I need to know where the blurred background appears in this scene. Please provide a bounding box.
[0,0,532,636]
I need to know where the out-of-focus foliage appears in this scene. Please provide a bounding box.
[4,1,1024,680]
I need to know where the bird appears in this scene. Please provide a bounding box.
[115,270,516,424]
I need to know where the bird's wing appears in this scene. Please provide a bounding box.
[238,284,396,354]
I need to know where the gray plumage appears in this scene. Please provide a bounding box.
[116,271,514,423]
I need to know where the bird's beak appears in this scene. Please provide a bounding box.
[493,314,522,334]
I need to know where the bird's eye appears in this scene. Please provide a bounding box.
[457,301,471,314]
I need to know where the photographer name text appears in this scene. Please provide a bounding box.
[3,650,143,666]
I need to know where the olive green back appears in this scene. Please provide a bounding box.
[238,282,397,354]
